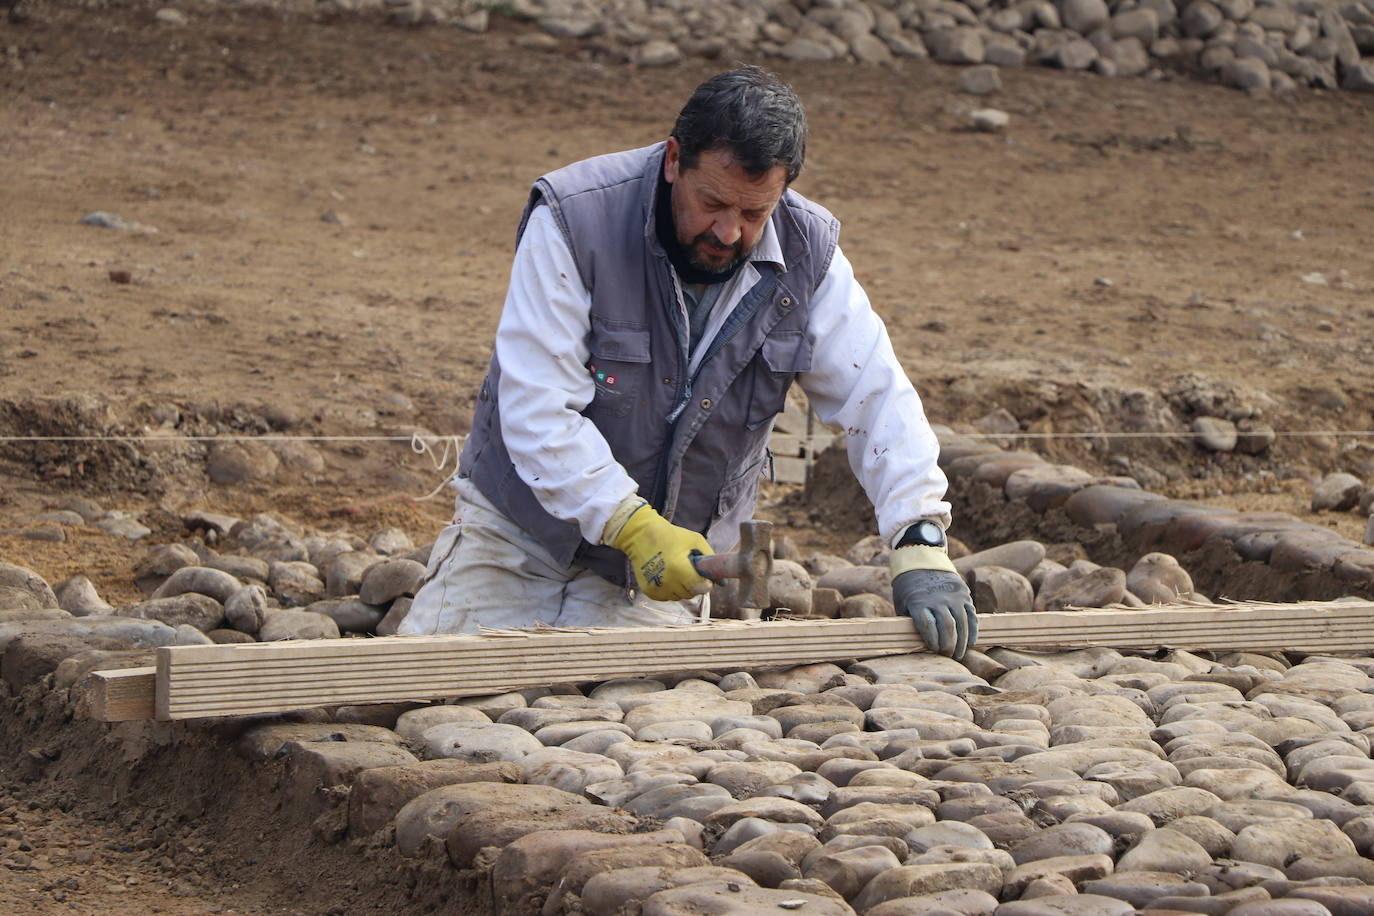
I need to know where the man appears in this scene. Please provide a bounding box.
[399,67,977,658]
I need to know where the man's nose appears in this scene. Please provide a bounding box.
[712,215,742,246]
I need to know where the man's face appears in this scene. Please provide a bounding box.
[663,137,787,275]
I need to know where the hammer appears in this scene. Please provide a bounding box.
[691,519,773,614]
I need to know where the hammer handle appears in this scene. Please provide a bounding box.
[691,551,748,581]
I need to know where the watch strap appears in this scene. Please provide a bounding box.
[890,543,958,577]
[896,520,945,549]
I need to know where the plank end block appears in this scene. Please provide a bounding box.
[88,667,157,722]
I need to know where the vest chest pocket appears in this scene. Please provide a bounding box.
[745,329,812,430]
[586,317,652,420]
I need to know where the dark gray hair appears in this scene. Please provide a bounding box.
[670,66,807,184]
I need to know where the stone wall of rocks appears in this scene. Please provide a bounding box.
[377,0,1374,94]
[6,438,1374,911]
[11,613,1374,912]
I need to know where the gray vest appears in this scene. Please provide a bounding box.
[459,142,839,584]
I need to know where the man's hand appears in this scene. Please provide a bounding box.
[606,500,712,601]
[890,542,978,660]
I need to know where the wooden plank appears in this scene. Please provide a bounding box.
[88,667,157,722]
[91,600,1374,722]
[151,619,925,720]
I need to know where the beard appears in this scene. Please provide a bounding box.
[684,230,747,275]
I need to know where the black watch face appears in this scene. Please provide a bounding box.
[915,520,945,546]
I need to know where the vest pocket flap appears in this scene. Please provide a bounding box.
[589,317,652,363]
[760,330,812,373]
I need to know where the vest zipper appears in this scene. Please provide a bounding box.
[653,262,693,513]
[656,267,783,516]
[665,267,693,424]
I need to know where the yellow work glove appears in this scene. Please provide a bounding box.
[603,498,713,601]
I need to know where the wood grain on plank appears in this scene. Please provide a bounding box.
[85,601,1374,722]
[88,666,157,722]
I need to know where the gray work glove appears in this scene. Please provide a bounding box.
[891,566,978,660]
[889,523,978,659]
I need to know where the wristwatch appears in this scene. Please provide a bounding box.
[897,519,946,549]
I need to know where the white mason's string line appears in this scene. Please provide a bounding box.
[0,435,445,442]
[409,434,465,501]
[4,429,1374,443]
[958,430,1374,440]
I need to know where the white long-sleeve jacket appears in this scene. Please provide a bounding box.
[490,204,951,550]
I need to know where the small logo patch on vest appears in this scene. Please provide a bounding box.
[590,363,617,386]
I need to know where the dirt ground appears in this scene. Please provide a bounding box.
[0,778,271,916]
[1,3,1373,912]
[4,5,1374,527]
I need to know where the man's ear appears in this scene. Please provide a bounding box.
[664,136,681,184]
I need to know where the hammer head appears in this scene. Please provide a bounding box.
[736,520,773,610]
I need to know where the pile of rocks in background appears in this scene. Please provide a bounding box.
[7,381,1374,647]
[772,532,1208,618]
[359,0,1374,94]
[930,421,1374,605]
[10,400,1374,649]
[0,506,433,652]
[0,486,1217,658]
